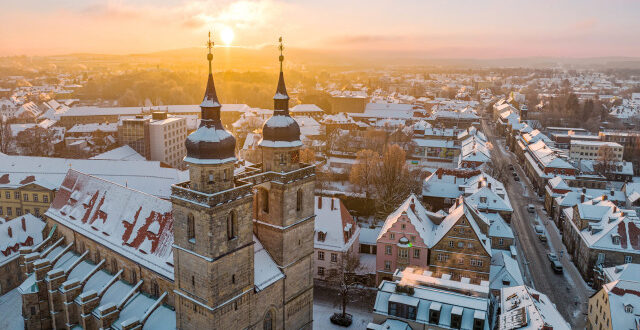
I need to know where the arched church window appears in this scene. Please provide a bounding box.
[296,189,303,212]
[227,211,237,240]
[263,309,274,330]
[187,213,195,243]
[261,189,269,213]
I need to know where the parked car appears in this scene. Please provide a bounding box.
[547,253,558,262]
[550,260,563,273]
[527,204,535,213]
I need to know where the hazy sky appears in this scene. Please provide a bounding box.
[1,0,638,57]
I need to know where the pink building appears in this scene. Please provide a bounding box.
[314,196,360,281]
[376,194,445,284]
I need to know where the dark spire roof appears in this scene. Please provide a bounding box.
[260,37,301,148]
[185,32,236,163]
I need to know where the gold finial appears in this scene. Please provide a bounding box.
[278,36,284,72]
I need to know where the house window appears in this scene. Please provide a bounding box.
[458,242,464,248]
[384,261,391,270]
[388,302,417,320]
[5,192,9,199]
[16,208,22,216]
[385,245,392,255]
[410,235,415,242]
[317,232,326,242]
[152,281,159,297]
[596,253,605,265]
[468,243,473,248]
[226,212,237,240]
[449,241,454,248]
[401,224,406,229]
[317,267,325,276]
[624,256,632,264]
[23,194,28,201]
[296,189,303,212]
[318,251,324,260]
[34,208,39,216]
[43,195,48,203]
[331,253,338,262]
[14,192,20,199]
[389,233,395,239]
[399,248,408,258]
[413,249,420,258]
[0,207,2,215]
[187,213,195,243]
[33,193,39,201]
[498,238,504,246]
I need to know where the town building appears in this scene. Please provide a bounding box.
[498,285,570,329]
[587,273,639,330]
[118,112,187,169]
[370,267,490,330]
[376,195,494,285]
[569,140,624,162]
[562,198,640,281]
[313,196,359,281]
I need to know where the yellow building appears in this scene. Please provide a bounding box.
[0,176,56,220]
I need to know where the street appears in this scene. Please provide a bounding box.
[482,118,591,328]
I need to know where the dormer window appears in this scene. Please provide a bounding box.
[317,232,326,242]
[480,197,487,203]
[612,235,620,245]
[625,304,633,313]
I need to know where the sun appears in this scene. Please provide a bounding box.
[220,27,234,45]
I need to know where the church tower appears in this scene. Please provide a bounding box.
[172,33,255,329]
[254,37,315,329]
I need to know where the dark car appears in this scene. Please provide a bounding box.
[550,260,563,273]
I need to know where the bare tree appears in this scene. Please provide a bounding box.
[299,147,316,164]
[16,126,56,156]
[349,149,380,198]
[373,144,413,215]
[0,116,11,154]
[326,249,366,326]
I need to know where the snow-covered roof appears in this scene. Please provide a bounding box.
[602,263,640,283]
[378,194,440,246]
[598,279,640,330]
[359,226,381,245]
[290,104,324,113]
[433,202,491,254]
[68,122,118,134]
[45,169,175,279]
[90,145,146,161]
[465,188,513,213]
[314,196,359,252]
[253,235,284,291]
[489,251,523,292]
[0,214,46,266]
[499,285,570,330]
[0,153,187,198]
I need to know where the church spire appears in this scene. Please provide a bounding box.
[274,37,289,114]
[201,31,221,122]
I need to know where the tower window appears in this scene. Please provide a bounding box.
[263,309,274,330]
[261,189,269,213]
[187,213,196,243]
[296,189,303,212]
[279,153,286,165]
[227,212,237,240]
[232,274,236,284]
[208,171,214,184]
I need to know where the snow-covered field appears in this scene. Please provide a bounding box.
[0,289,24,330]
[313,301,374,330]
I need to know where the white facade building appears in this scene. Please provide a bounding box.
[569,140,623,162]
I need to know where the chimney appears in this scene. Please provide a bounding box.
[610,189,614,196]
[8,227,12,238]
[318,196,322,209]
[488,182,492,189]
[580,193,585,203]
[582,187,586,194]
[331,198,335,210]
[531,293,540,302]
[437,169,443,179]
[478,181,482,188]
[541,325,553,330]
[602,194,607,201]
[21,217,26,231]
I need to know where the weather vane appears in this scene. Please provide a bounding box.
[207,31,214,73]
[278,36,284,72]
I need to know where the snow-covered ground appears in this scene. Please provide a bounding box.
[313,301,373,330]
[0,289,24,330]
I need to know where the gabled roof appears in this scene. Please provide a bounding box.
[432,202,491,255]
[499,285,570,330]
[45,170,175,279]
[0,214,47,265]
[490,251,523,291]
[548,176,571,191]
[315,196,359,252]
[378,194,440,245]
[601,279,640,329]
[466,187,513,212]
